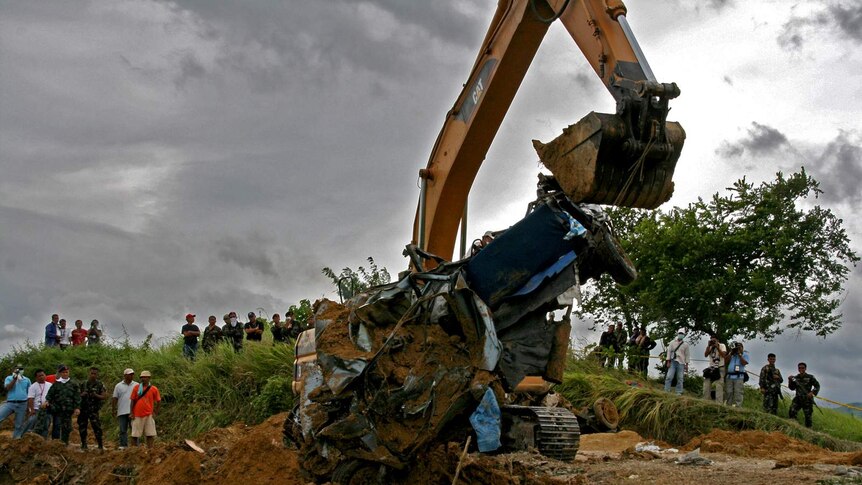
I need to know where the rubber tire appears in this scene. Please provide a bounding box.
[331,459,382,485]
[593,397,620,431]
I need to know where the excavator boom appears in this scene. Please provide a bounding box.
[414,0,685,261]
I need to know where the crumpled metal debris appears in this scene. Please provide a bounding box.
[676,448,713,466]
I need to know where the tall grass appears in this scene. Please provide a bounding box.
[0,333,295,441]
[557,358,862,451]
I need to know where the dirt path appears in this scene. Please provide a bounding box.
[0,417,858,484]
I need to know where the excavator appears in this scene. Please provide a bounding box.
[286,1,684,482]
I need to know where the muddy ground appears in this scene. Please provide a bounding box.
[0,414,859,484]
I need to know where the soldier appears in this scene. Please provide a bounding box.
[271,313,288,344]
[43,364,80,445]
[613,323,628,369]
[598,323,616,367]
[759,353,783,415]
[244,311,264,342]
[78,367,107,450]
[222,311,244,352]
[286,310,301,340]
[788,362,820,428]
[201,315,224,353]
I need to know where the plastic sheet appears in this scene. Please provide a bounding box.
[469,388,502,452]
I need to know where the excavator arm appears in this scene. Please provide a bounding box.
[414,0,685,262]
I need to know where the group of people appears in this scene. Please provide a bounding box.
[664,329,822,427]
[44,314,103,348]
[595,323,656,375]
[178,310,304,359]
[0,364,161,449]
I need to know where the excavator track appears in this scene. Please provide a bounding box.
[501,405,580,462]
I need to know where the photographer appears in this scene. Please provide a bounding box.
[0,364,31,439]
[78,367,106,450]
[663,329,690,395]
[788,362,820,428]
[724,341,749,407]
[702,333,727,402]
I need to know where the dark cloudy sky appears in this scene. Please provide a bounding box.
[1,1,860,403]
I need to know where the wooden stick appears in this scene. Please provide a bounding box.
[451,435,472,485]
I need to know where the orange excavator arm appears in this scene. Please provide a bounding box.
[413,0,684,262]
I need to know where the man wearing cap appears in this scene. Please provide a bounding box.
[181,314,201,360]
[130,371,161,448]
[78,367,106,450]
[244,311,264,342]
[43,364,80,444]
[202,315,224,353]
[25,369,52,437]
[663,329,691,395]
[112,368,138,449]
[223,311,244,352]
[87,320,103,346]
[1,364,32,439]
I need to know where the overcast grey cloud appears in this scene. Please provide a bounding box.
[1,0,861,404]
[778,1,862,50]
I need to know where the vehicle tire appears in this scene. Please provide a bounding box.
[331,459,383,485]
[592,397,620,431]
[600,227,637,286]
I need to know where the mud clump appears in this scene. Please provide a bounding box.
[683,429,862,465]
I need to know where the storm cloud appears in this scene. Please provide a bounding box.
[778,1,862,50]
[715,122,788,158]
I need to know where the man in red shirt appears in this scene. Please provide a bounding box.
[129,370,161,448]
[71,320,88,346]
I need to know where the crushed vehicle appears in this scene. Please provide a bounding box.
[285,176,629,482]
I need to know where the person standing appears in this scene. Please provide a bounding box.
[78,367,106,450]
[25,369,52,437]
[759,353,783,415]
[43,364,80,445]
[0,364,32,439]
[223,311,244,352]
[613,323,628,369]
[45,314,60,347]
[201,315,224,353]
[57,319,71,350]
[244,311,264,342]
[788,362,820,428]
[130,371,161,448]
[663,329,690,395]
[286,311,301,341]
[598,324,616,367]
[112,369,137,450]
[724,341,749,407]
[181,314,201,360]
[271,313,288,344]
[635,327,656,376]
[702,333,727,403]
[71,320,88,346]
[87,320,103,346]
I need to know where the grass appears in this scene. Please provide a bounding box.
[2,334,860,452]
[0,332,295,441]
[557,357,862,451]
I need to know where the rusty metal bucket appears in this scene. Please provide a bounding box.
[533,112,685,209]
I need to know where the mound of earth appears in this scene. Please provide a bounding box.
[682,429,862,466]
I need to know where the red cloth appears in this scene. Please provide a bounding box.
[71,329,88,346]
[130,384,161,417]
[46,374,56,383]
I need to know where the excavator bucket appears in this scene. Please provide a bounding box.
[533,112,685,209]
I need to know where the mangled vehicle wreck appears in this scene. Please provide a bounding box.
[285,176,633,482]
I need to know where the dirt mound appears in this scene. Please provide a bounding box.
[683,429,862,466]
[578,430,645,454]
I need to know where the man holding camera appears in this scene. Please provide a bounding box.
[788,362,820,428]
[724,341,749,407]
[0,364,32,439]
[78,367,107,450]
[703,333,727,402]
[759,353,783,414]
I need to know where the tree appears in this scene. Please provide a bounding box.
[577,169,858,343]
[288,299,313,327]
[321,257,391,302]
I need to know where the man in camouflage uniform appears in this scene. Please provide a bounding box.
[42,364,80,444]
[78,367,106,450]
[758,353,783,414]
[202,315,224,353]
[222,311,244,352]
[788,362,820,428]
[613,323,628,369]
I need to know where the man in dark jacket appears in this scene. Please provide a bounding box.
[78,367,106,449]
[597,324,616,367]
[788,362,820,427]
[43,364,80,444]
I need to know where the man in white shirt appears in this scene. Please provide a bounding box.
[25,369,52,437]
[58,319,71,349]
[703,332,727,402]
[663,328,691,395]
[111,368,138,450]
